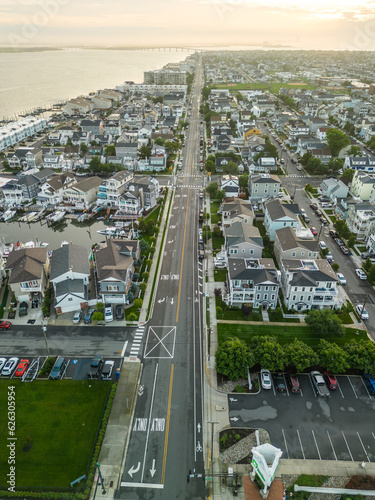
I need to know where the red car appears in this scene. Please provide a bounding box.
[324,372,339,390]
[15,359,29,377]
[0,321,11,330]
[310,227,318,236]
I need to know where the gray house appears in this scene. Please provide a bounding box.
[319,178,349,200]
[95,239,140,305]
[224,221,263,259]
[274,227,319,266]
[249,173,281,202]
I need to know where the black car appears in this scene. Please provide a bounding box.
[310,203,318,211]
[315,210,322,216]
[274,374,286,392]
[329,229,338,238]
[115,304,124,320]
[320,217,328,225]
[88,355,103,379]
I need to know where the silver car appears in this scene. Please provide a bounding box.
[2,357,19,377]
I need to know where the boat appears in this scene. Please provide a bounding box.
[2,209,16,222]
[46,210,66,223]
[3,243,14,256]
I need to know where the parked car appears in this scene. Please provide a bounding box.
[115,304,124,320]
[319,241,327,250]
[15,359,29,377]
[0,357,7,372]
[336,273,347,285]
[274,374,286,392]
[104,306,113,323]
[88,355,103,379]
[363,373,375,395]
[355,268,367,280]
[334,238,344,246]
[1,357,19,377]
[324,372,339,390]
[326,252,333,262]
[101,360,114,381]
[19,301,28,317]
[73,311,82,324]
[320,217,328,225]
[50,357,67,380]
[315,210,322,216]
[340,245,350,255]
[356,304,369,320]
[0,321,11,330]
[329,229,338,238]
[84,308,95,324]
[260,369,272,389]
[198,242,205,260]
[310,203,318,211]
[310,371,330,397]
[310,227,317,236]
[199,189,204,199]
[287,374,301,393]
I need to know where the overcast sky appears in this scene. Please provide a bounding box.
[1,0,375,50]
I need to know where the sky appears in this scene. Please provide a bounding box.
[1,0,375,50]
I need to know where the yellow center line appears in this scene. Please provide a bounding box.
[161,363,174,484]
[176,189,190,323]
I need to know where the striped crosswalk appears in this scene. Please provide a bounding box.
[129,325,145,358]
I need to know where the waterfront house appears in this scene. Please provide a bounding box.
[125,176,159,211]
[63,176,103,209]
[97,171,134,207]
[95,239,140,305]
[7,147,40,169]
[64,98,94,116]
[2,168,55,205]
[5,247,49,307]
[36,173,77,207]
[225,258,280,309]
[49,243,90,314]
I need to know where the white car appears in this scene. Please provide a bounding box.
[260,369,272,390]
[101,360,115,380]
[355,268,367,280]
[296,165,303,171]
[336,273,347,285]
[104,306,113,322]
[326,252,333,261]
[2,357,19,377]
[73,310,82,324]
[356,305,369,320]
[0,357,7,372]
[319,241,327,250]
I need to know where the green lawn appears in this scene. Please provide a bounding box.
[212,236,225,250]
[0,380,111,488]
[212,82,268,91]
[217,323,367,350]
[219,310,263,322]
[214,269,227,282]
[211,214,220,224]
[329,215,337,223]
[210,201,221,214]
[269,82,316,94]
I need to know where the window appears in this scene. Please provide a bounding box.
[310,288,313,292]
[242,249,245,253]
[230,248,238,254]
[256,294,260,300]
[264,294,268,300]
[292,295,296,301]
[107,285,119,292]
[301,252,305,256]
[326,282,332,289]
[302,287,305,292]
[291,252,296,257]
[265,286,269,291]
[68,297,73,301]
[271,294,275,300]
[250,249,254,255]
[300,296,303,301]
[308,296,311,301]
[294,287,298,291]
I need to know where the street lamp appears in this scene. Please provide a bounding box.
[41,320,50,357]
[96,463,106,494]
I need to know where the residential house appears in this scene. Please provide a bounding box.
[248,174,280,202]
[225,258,280,309]
[220,175,240,198]
[319,178,349,200]
[5,247,49,306]
[264,199,300,241]
[102,120,121,137]
[49,243,90,314]
[280,258,340,312]
[7,147,40,169]
[0,116,47,151]
[71,131,91,146]
[220,198,254,227]
[350,171,375,201]
[91,95,112,110]
[274,226,319,266]
[125,176,159,211]
[63,176,103,209]
[79,120,102,135]
[248,157,278,173]
[95,239,140,304]
[97,171,133,207]
[2,168,55,205]
[224,221,263,259]
[138,155,167,172]
[64,98,94,116]
[344,156,375,173]
[346,202,375,240]
[37,173,77,207]
[115,142,138,159]
[43,151,65,170]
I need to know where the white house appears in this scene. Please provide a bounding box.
[264,199,300,241]
[220,175,240,197]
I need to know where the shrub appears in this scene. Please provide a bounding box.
[92,311,103,322]
[39,357,56,376]
[346,475,375,490]
[234,384,245,393]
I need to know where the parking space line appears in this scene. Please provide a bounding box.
[311,430,321,460]
[296,430,305,459]
[337,380,344,399]
[357,432,371,462]
[342,431,354,461]
[283,374,289,396]
[281,429,290,459]
[347,376,359,399]
[361,377,373,399]
[327,431,337,460]
[372,432,375,442]
[308,375,317,397]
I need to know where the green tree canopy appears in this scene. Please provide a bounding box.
[341,169,354,182]
[284,338,319,372]
[239,173,249,190]
[206,182,219,199]
[367,137,375,149]
[305,309,344,337]
[223,161,238,175]
[138,143,152,159]
[345,340,375,373]
[250,336,285,371]
[80,142,88,156]
[301,151,313,167]
[104,144,116,156]
[347,146,362,157]
[326,128,350,157]
[153,137,165,146]
[215,337,251,380]
[318,339,350,373]
[202,86,210,101]
[328,157,344,172]
[335,220,351,240]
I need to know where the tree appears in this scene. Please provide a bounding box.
[223,161,238,175]
[306,157,324,174]
[96,302,105,313]
[345,340,375,372]
[367,136,375,150]
[284,338,319,372]
[92,311,104,322]
[251,336,285,371]
[202,86,210,101]
[89,155,101,172]
[347,146,362,157]
[80,143,88,156]
[139,282,147,293]
[318,339,350,373]
[138,143,152,159]
[214,288,222,297]
[301,151,313,167]
[206,182,219,199]
[305,309,344,337]
[328,157,344,172]
[239,173,249,190]
[347,234,356,248]
[241,303,252,318]
[335,220,351,240]
[215,338,251,380]
[104,145,116,156]
[326,128,350,157]
[134,298,143,309]
[341,169,354,182]
[154,137,165,146]
[139,238,149,254]
[331,262,340,273]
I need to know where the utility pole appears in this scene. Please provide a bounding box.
[207,421,219,498]
[41,320,50,357]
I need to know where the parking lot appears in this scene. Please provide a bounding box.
[0,355,122,381]
[228,373,375,462]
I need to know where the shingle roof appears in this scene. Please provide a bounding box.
[55,279,87,297]
[5,248,47,284]
[95,239,137,282]
[275,227,319,252]
[50,244,90,280]
[265,199,299,221]
[228,259,278,284]
[224,221,263,248]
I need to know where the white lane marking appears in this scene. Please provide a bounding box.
[141,363,159,482]
[121,340,128,358]
[296,430,305,459]
[312,430,321,460]
[361,377,373,399]
[357,432,371,462]
[283,374,289,396]
[337,379,344,398]
[327,431,337,460]
[347,376,359,399]
[342,431,354,461]
[282,429,290,459]
[121,482,164,489]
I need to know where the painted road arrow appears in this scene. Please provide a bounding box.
[229,398,237,402]
[128,462,141,478]
[150,459,156,478]
[157,298,165,304]
[197,423,201,433]
[230,417,239,422]
[171,298,174,305]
